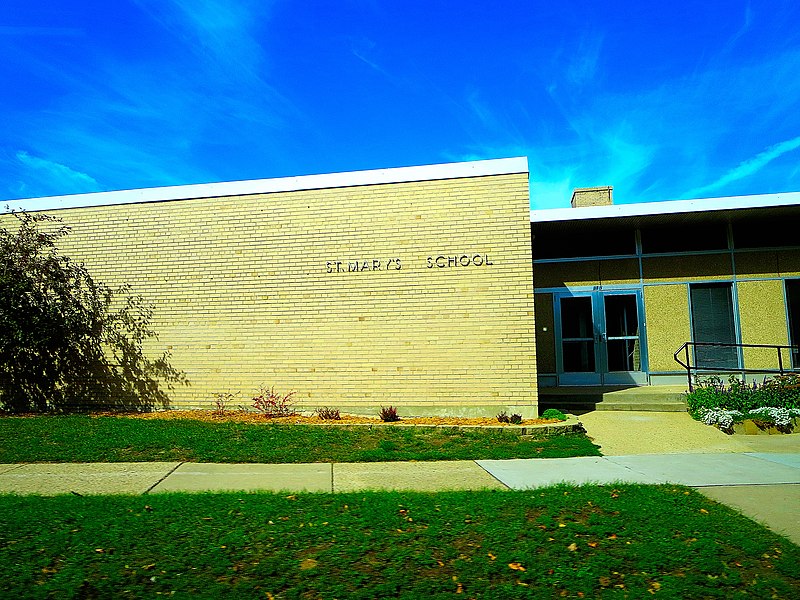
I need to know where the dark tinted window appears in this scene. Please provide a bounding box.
[733,215,800,249]
[532,225,635,259]
[640,222,728,253]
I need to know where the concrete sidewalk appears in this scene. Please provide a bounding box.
[2,410,799,543]
[3,453,798,496]
[2,452,799,543]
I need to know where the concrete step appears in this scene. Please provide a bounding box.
[539,385,688,414]
[593,401,687,412]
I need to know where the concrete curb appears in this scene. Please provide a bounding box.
[252,414,584,435]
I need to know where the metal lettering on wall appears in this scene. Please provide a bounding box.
[325,254,493,273]
[426,254,493,269]
[326,259,402,273]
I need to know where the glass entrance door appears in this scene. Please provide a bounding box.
[556,290,647,385]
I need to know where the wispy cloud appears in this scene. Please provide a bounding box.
[566,33,604,87]
[133,0,273,81]
[525,42,800,204]
[0,0,311,200]
[12,151,101,198]
[350,37,384,73]
[685,135,800,198]
[721,2,753,53]
[466,91,503,133]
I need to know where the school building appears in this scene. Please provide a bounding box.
[4,156,800,415]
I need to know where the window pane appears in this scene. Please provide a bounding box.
[690,283,739,369]
[733,214,800,249]
[560,297,593,339]
[607,339,641,371]
[533,225,635,259]
[563,340,595,372]
[641,223,728,254]
[604,295,639,338]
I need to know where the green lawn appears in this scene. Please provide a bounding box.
[1,486,798,598]
[0,415,600,463]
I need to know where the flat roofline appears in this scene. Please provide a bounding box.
[2,156,528,214]
[530,190,800,223]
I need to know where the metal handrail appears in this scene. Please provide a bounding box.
[673,341,799,391]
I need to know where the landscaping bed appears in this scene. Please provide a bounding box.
[733,418,800,435]
[1,485,798,598]
[115,409,566,428]
[686,375,800,434]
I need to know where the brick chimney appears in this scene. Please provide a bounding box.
[571,186,613,208]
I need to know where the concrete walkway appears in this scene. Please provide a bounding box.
[575,410,800,544]
[1,451,799,543]
[579,410,800,455]
[2,453,799,495]
[1,411,799,544]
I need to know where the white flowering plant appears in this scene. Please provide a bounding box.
[697,406,800,432]
[687,374,800,432]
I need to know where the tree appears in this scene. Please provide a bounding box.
[0,211,185,413]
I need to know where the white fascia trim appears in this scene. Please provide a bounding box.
[2,156,528,214]
[530,190,800,223]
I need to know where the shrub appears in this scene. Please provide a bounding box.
[212,391,238,416]
[252,386,297,418]
[687,374,800,415]
[541,408,567,421]
[497,411,524,424]
[316,406,341,420]
[688,374,800,430]
[378,405,400,422]
[0,211,184,413]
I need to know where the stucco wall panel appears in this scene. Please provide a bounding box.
[737,280,789,369]
[599,258,640,285]
[4,172,536,414]
[734,251,778,277]
[644,284,691,371]
[533,260,600,288]
[642,254,733,282]
[778,249,800,277]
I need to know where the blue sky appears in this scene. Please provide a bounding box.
[2,1,800,209]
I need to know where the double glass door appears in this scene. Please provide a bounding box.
[556,290,647,385]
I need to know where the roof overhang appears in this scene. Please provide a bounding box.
[530,191,800,225]
[3,156,529,214]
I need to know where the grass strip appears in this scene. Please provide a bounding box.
[0,415,600,463]
[1,485,798,598]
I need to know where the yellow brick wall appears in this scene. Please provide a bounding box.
[6,173,536,415]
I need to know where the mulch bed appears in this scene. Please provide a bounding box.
[104,410,562,427]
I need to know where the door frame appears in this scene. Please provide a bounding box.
[554,287,649,386]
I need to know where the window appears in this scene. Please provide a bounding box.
[532,224,635,260]
[786,280,800,368]
[733,214,800,249]
[640,222,728,254]
[690,283,739,369]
